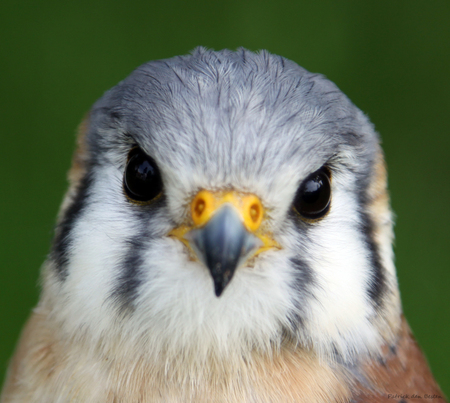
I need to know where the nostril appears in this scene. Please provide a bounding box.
[194,198,206,218]
[250,203,260,223]
[242,195,263,232]
[191,190,216,227]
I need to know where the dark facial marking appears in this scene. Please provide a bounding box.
[51,171,93,280]
[358,209,385,308]
[284,257,315,333]
[113,232,149,312]
[350,157,386,309]
[112,195,167,312]
[290,257,315,292]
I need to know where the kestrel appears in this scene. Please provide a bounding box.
[1,48,446,403]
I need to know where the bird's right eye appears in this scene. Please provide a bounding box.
[123,147,163,202]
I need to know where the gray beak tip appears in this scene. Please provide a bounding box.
[186,205,261,297]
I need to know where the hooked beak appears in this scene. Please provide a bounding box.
[169,190,280,297]
[186,204,262,296]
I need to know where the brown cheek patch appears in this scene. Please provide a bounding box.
[351,316,446,402]
[56,113,91,224]
[366,149,390,223]
[366,148,402,339]
[68,113,90,191]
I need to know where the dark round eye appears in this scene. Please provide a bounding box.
[293,168,331,219]
[123,147,163,202]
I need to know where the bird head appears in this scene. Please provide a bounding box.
[45,48,401,368]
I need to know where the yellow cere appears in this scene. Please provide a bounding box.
[169,189,281,256]
[191,190,264,232]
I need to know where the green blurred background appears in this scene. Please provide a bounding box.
[1,0,448,396]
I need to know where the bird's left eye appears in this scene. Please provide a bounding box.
[123,147,163,202]
[293,167,331,220]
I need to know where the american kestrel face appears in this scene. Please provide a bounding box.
[50,47,397,361]
[1,48,445,403]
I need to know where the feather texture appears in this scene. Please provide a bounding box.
[1,48,445,402]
